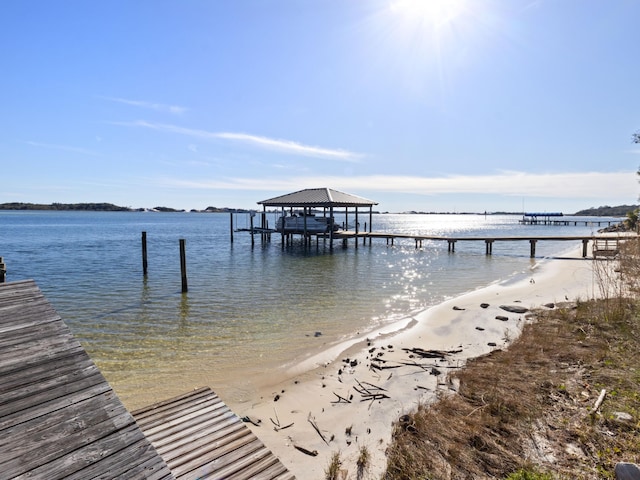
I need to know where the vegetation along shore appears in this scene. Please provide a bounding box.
[0,202,637,217]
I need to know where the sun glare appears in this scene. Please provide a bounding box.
[389,0,468,29]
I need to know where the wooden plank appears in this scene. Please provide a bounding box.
[65,439,174,480]
[11,422,148,479]
[138,402,232,440]
[0,370,112,433]
[134,393,226,431]
[159,422,250,466]
[0,368,107,419]
[133,386,215,421]
[2,409,138,477]
[0,349,93,394]
[146,410,240,452]
[188,440,272,480]
[229,454,293,480]
[0,391,125,451]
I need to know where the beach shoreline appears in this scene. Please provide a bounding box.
[232,246,597,479]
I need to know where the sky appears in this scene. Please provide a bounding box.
[2,0,640,214]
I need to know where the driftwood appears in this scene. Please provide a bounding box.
[241,415,262,426]
[589,389,607,416]
[294,444,318,457]
[354,378,390,403]
[331,392,352,404]
[402,347,463,359]
[308,413,329,445]
[270,408,294,431]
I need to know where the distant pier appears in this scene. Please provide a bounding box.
[519,212,616,227]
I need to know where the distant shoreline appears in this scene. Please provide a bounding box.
[0,202,635,216]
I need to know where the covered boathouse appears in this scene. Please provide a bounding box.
[258,187,378,248]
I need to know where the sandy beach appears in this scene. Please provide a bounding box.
[233,246,598,479]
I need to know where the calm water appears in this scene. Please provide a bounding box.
[0,211,617,407]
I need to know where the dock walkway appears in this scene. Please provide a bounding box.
[133,387,295,480]
[333,232,613,258]
[0,279,294,480]
[0,279,173,479]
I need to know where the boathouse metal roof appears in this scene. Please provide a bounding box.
[258,187,377,208]
[0,279,294,480]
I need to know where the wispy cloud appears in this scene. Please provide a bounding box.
[102,97,187,115]
[156,170,637,199]
[23,140,101,157]
[215,132,363,162]
[114,120,363,162]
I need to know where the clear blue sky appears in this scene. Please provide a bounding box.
[2,0,639,213]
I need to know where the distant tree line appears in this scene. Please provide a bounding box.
[0,202,134,211]
[574,205,640,217]
[0,202,257,213]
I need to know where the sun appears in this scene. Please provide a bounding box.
[389,0,468,30]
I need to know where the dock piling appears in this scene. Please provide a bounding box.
[0,257,5,283]
[180,239,188,293]
[485,240,494,255]
[141,232,148,276]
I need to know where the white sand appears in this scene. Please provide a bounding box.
[234,246,598,479]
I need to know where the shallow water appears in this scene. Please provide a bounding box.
[0,211,617,407]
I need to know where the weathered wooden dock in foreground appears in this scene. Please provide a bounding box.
[0,279,172,479]
[0,279,294,480]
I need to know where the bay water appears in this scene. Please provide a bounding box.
[0,211,617,408]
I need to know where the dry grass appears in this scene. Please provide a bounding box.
[384,254,640,479]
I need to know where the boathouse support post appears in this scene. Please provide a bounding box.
[344,207,349,245]
[448,240,456,253]
[280,207,285,248]
[355,208,359,249]
[250,214,255,247]
[141,232,148,275]
[303,207,308,246]
[179,239,188,293]
[329,206,334,249]
[529,239,537,258]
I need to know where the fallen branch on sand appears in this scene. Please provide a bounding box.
[354,378,390,403]
[293,444,318,457]
[308,413,330,445]
[402,347,463,358]
[331,392,352,404]
[270,408,294,431]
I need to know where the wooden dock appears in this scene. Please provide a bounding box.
[0,279,173,479]
[519,213,616,227]
[0,279,294,480]
[332,232,628,258]
[133,387,295,480]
